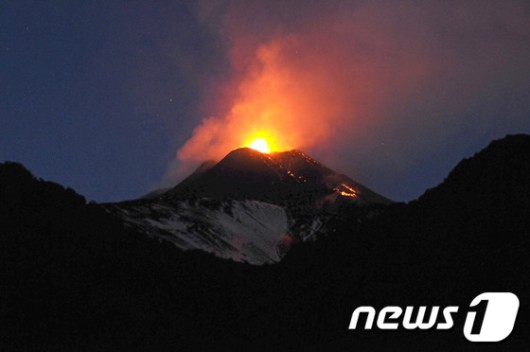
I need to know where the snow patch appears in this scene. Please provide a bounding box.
[110,200,290,265]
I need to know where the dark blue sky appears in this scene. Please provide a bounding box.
[2,1,223,201]
[2,1,530,202]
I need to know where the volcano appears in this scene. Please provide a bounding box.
[170,148,391,206]
[106,148,391,264]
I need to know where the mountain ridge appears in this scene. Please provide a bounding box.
[1,134,529,350]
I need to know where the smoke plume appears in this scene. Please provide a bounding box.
[172,0,530,200]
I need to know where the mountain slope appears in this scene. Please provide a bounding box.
[110,199,293,264]
[106,148,389,264]
[419,133,530,210]
[170,148,391,206]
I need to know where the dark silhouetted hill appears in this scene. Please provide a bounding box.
[1,134,529,350]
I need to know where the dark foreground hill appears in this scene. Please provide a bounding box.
[1,134,529,350]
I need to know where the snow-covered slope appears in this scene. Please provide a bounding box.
[107,199,322,264]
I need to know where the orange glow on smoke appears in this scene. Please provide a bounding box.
[176,37,338,166]
[175,4,434,176]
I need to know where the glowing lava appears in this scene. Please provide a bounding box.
[335,183,358,198]
[247,138,271,153]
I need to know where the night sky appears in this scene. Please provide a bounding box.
[2,1,530,202]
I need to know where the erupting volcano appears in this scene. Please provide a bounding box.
[107,145,391,264]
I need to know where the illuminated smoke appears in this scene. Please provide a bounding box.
[178,2,433,160]
[171,0,530,199]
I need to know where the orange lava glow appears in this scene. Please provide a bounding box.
[247,137,271,153]
[335,183,358,198]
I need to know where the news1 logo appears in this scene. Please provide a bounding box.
[349,292,519,342]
